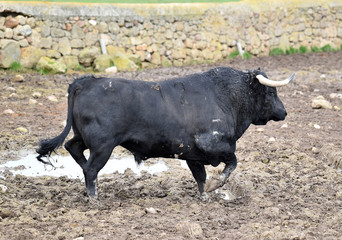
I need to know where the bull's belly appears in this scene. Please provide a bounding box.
[120,140,220,166]
[120,139,189,158]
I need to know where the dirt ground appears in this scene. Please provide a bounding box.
[0,52,342,240]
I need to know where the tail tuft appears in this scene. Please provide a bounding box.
[36,131,70,160]
[36,139,57,156]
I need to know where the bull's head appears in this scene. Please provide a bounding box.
[252,71,295,125]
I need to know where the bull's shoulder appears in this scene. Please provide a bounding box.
[194,132,236,156]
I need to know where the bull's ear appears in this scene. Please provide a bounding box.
[258,67,261,71]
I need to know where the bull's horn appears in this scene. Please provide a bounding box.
[256,73,295,87]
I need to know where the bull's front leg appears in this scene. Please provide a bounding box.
[186,160,207,196]
[204,153,237,192]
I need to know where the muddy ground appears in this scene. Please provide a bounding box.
[0,52,342,240]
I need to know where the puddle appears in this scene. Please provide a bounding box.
[0,152,168,180]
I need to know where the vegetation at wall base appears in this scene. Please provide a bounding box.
[299,46,308,54]
[270,44,340,56]
[74,65,85,71]
[269,48,285,56]
[229,50,240,59]
[38,68,50,75]
[187,59,201,66]
[228,50,252,60]
[320,44,334,52]
[311,46,322,53]
[9,62,22,71]
[243,52,252,59]
[228,44,341,61]
[286,47,299,55]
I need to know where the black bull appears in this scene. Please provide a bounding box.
[37,67,294,198]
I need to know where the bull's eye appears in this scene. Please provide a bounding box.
[268,89,276,97]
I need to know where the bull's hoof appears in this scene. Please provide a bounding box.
[88,194,98,199]
[200,192,210,202]
[204,175,225,192]
[88,196,104,207]
[87,189,98,200]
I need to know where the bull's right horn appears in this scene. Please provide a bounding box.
[256,73,295,87]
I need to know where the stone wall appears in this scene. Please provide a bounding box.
[0,0,341,72]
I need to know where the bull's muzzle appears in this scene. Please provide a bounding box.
[272,109,287,121]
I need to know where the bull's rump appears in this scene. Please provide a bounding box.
[71,76,227,160]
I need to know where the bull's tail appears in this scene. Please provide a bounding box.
[36,82,78,163]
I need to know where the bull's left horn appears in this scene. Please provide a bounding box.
[256,73,295,87]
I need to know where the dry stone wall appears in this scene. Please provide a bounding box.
[0,1,341,72]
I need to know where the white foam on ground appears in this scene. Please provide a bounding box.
[0,152,168,180]
[179,161,186,169]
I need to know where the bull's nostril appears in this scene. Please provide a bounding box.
[285,111,287,116]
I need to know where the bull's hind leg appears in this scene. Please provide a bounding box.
[64,135,87,168]
[204,153,237,192]
[83,141,115,198]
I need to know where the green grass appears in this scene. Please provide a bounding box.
[270,44,340,57]
[311,46,322,53]
[9,62,22,71]
[228,50,252,60]
[162,60,172,67]
[320,44,335,52]
[286,47,298,55]
[229,50,240,59]
[243,52,252,59]
[3,0,241,3]
[310,44,338,53]
[38,68,50,75]
[73,65,85,71]
[299,46,308,54]
[269,48,285,56]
